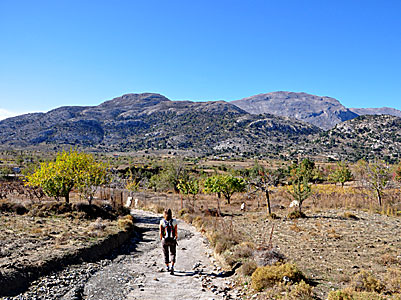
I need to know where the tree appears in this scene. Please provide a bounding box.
[76,158,109,205]
[287,159,315,213]
[147,159,188,193]
[394,161,401,183]
[26,149,109,204]
[355,159,391,206]
[177,177,199,207]
[247,160,283,216]
[328,161,353,188]
[204,174,246,204]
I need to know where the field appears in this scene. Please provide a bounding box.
[1,152,401,299]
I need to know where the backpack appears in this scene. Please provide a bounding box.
[163,219,175,239]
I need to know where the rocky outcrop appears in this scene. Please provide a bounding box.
[0,93,321,156]
[231,91,359,130]
[350,107,401,118]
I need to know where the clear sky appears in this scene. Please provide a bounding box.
[1,0,400,119]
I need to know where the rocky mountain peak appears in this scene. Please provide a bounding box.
[98,93,170,109]
[231,91,358,130]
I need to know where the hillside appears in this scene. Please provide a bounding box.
[0,93,320,157]
[231,91,358,130]
[350,107,401,118]
[303,114,401,162]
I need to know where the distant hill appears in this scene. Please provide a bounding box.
[350,107,401,118]
[231,91,358,130]
[0,93,320,157]
[301,114,401,162]
[2,92,401,161]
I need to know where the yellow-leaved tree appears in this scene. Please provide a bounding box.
[26,149,109,204]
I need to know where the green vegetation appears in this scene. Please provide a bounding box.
[287,159,315,213]
[204,174,246,204]
[25,149,109,204]
[328,161,353,187]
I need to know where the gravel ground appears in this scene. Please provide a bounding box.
[1,209,238,300]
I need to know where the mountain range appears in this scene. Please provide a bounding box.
[1,91,400,161]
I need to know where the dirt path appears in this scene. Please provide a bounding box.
[78,209,234,300]
[3,209,236,300]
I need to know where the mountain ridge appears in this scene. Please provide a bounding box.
[1,92,401,161]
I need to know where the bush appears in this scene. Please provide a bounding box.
[238,260,258,276]
[177,208,188,217]
[385,268,401,294]
[350,270,384,293]
[254,248,286,267]
[73,203,116,220]
[251,263,305,291]
[287,210,306,219]
[192,216,205,229]
[286,280,314,300]
[117,214,134,231]
[0,201,28,215]
[231,242,255,261]
[215,235,238,254]
[327,288,386,300]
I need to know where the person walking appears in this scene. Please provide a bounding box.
[159,208,178,275]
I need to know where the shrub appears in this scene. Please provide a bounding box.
[73,203,115,220]
[378,253,400,266]
[215,235,237,254]
[385,268,401,294]
[327,288,386,300]
[350,270,384,293]
[286,280,314,300]
[177,208,188,217]
[117,215,134,231]
[192,216,205,229]
[238,260,258,276]
[287,210,306,219]
[13,203,28,215]
[232,242,255,261]
[254,248,286,267]
[183,214,194,224]
[251,263,305,291]
[0,201,28,215]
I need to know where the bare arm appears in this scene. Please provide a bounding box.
[174,224,178,239]
[159,224,164,240]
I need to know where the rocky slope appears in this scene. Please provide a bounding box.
[0,93,320,156]
[301,114,401,162]
[231,91,358,130]
[350,107,401,118]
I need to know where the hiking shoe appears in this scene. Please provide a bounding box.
[166,266,170,272]
[170,267,174,275]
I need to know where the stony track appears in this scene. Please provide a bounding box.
[2,209,237,300]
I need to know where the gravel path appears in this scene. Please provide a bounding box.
[2,209,237,300]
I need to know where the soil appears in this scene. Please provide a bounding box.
[0,213,120,274]
[234,208,401,299]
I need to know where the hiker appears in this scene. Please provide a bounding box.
[159,208,178,274]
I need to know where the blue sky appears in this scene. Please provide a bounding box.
[0,0,400,119]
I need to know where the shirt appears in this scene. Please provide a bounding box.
[160,218,177,238]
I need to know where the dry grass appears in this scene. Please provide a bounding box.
[0,208,123,274]
[251,263,305,291]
